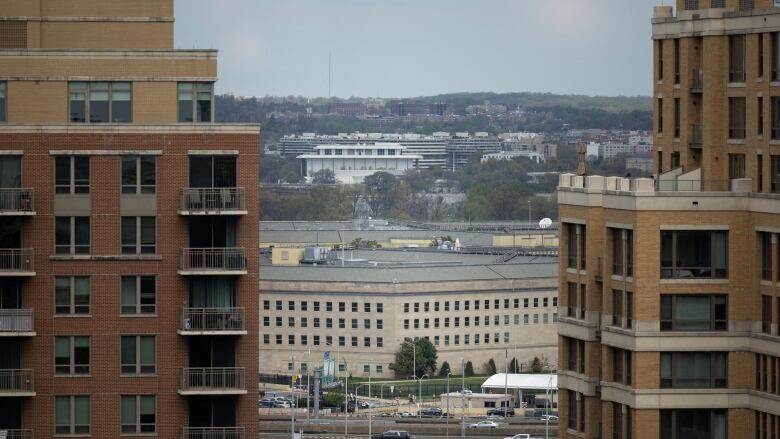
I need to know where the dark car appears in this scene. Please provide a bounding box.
[487,407,515,417]
[418,408,445,418]
[372,431,412,439]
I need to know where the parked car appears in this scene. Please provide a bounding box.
[418,407,445,418]
[540,414,558,421]
[503,435,531,439]
[487,407,515,417]
[258,398,274,408]
[469,421,499,429]
[371,431,412,439]
[272,401,291,408]
[397,411,413,418]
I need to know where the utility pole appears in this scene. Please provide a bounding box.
[290,351,296,439]
[504,348,508,420]
[460,357,466,438]
[368,366,373,439]
[343,359,349,439]
[446,372,451,439]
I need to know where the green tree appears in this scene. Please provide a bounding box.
[321,392,345,408]
[389,338,438,378]
[509,358,519,374]
[531,357,543,373]
[311,168,336,184]
[439,361,451,377]
[486,358,497,375]
[464,361,475,377]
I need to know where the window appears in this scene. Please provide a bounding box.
[301,301,308,311]
[674,98,680,138]
[612,289,623,327]
[762,295,772,334]
[353,319,359,329]
[612,403,623,439]
[69,81,132,123]
[445,301,450,311]
[327,302,333,312]
[351,337,357,347]
[626,291,633,329]
[121,276,157,314]
[55,156,90,194]
[121,217,155,255]
[338,336,344,347]
[660,230,728,278]
[288,335,295,345]
[533,314,539,324]
[661,352,727,388]
[533,298,539,308]
[0,82,5,122]
[684,0,698,9]
[377,303,383,313]
[661,295,727,331]
[674,39,680,84]
[729,35,746,82]
[759,97,765,137]
[301,335,308,345]
[658,40,664,81]
[339,302,346,312]
[626,230,633,277]
[364,303,370,312]
[353,302,359,312]
[566,223,577,268]
[658,98,664,133]
[773,155,780,192]
[289,317,295,327]
[739,0,754,11]
[121,156,156,194]
[55,336,90,375]
[301,317,307,328]
[121,395,155,434]
[314,318,320,328]
[120,335,155,374]
[178,82,213,122]
[612,229,624,275]
[773,33,780,81]
[55,395,90,435]
[567,282,577,318]
[275,335,282,344]
[55,216,90,255]
[729,97,746,139]
[263,334,269,344]
[364,337,370,347]
[55,276,90,315]
[275,317,281,327]
[761,232,773,281]
[276,301,282,311]
[377,319,383,329]
[289,301,295,311]
[313,301,320,311]
[263,300,269,310]
[377,337,383,348]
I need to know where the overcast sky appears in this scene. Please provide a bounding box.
[174,0,661,98]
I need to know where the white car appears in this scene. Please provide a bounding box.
[469,421,499,429]
[504,435,531,439]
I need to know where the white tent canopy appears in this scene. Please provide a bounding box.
[481,373,557,391]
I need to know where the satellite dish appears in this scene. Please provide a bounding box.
[539,218,553,229]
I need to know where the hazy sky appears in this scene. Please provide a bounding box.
[174,0,661,98]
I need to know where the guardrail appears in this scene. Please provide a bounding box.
[690,124,703,147]
[179,188,246,213]
[0,249,33,273]
[0,309,33,333]
[180,367,245,392]
[0,430,33,439]
[691,69,703,92]
[181,308,245,332]
[181,427,244,439]
[0,369,34,393]
[179,248,246,273]
[0,189,34,213]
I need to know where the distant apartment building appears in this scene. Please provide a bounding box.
[500,132,559,160]
[0,1,259,437]
[446,132,503,170]
[557,2,780,439]
[329,102,367,117]
[297,144,421,183]
[481,151,545,164]
[625,154,654,174]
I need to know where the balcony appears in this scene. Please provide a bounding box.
[689,124,703,149]
[179,308,246,336]
[690,69,703,93]
[178,188,247,215]
[0,249,34,276]
[0,189,35,216]
[0,430,33,439]
[179,248,247,275]
[0,369,35,397]
[179,367,246,395]
[181,427,245,439]
[0,309,35,336]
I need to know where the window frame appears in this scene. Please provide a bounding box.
[177,82,214,123]
[121,216,156,255]
[120,275,156,315]
[660,230,728,279]
[55,216,90,255]
[120,394,156,435]
[68,81,132,124]
[55,156,90,194]
[54,276,90,316]
[0,81,6,123]
[660,352,728,389]
[660,294,728,331]
[54,336,90,375]
[121,156,156,194]
[54,395,91,436]
[120,335,156,375]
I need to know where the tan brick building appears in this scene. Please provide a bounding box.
[557,2,780,438]
[0,1,259,438]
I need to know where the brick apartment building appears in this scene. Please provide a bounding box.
[0,1,259,438]
[558,0,780,439]
[557,1,780,438]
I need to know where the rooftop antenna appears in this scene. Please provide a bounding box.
[328,51,332,98]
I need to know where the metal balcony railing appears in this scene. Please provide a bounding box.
[0,189,34,214]
[0,249,33,273]
[179,188,246,214]
[181,427,245,439]
[0,430,33,439]
[179,248,246,273]
[0,369,34,394]
[690,69,703,93]
[180,308,245,332]
[690,124,703,148]
[180,367,245,392]
[0,309,34,333]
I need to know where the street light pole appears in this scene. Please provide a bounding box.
[290,351,296,439]
[504,348,508,420]
[343,359,348,439]
[460,358,465,438]
[368,367,373,439]
[446,372,451,439]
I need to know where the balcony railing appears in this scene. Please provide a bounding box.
[690,69,703,93]
[180,367,245,393]
[179,188,246,214]
[180,308,245,333]
[0,249,34,274]
[0,369,34,394]
[0,189,34,214]
[181,427,244,439]
[0,309,34,334]
[0,430,33,439]
[179,248,246,274]
[690,124,703,148]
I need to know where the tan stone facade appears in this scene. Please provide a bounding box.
[0,1,259,438]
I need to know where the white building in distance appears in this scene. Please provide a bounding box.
[298,143,422,184]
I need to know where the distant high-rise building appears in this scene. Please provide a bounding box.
[0,1,258,437]
[557,2,780,438]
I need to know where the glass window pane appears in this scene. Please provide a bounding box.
[111,84,132,123]
[73,156,89,193]
[55,277,71,313]
[74,396,89,425]
[121,277,137,314]
[214,156,237,187]
[121,396,135,427]
[55,337,70,358]
[74,217,89,253]
[74,277,89,313]
[140,337,155,365]
[121,217,136,254]
[140,156,156,193]
[55,396,70,426]
[121,336,136,367]
[178,83,194,122]
[55,157,71,193]
[139,277,155,313]
[89,89,109,123]
[0,82,6,122]
[121,157,137,194]
[140,217,155,253]
[674,296,711,330]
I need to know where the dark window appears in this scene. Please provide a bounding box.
[674,39,680,84]
[55,216,90,255]
[188,155,236,188]
[772,155,780,192]
[772,99,780,140]
[729,35,746,82]
[55,395,90,435]
[55,336,90,374]
[178,82,213,122]
[121,216,156,254]
[658,40,664,81]
[612,229,624,275]
[121,156,156,194]
[612,289,623,327]
[121,395,155,434]
[773,33,780,81]
[566,223,577,268]
[626,230,633,277]
[729,97,746,139]
[612,403,623,439]
[661,352,728,388]
[567,282,577,318]
[54,276,90,315]
[684,0,699,9]
[674,98,680,137]
[626,291,633,329]
[660,230,728,278]
[758,33,765,79]
[762,295,772,334]
[55,156,90,194]
[68,81,132,123]
[761,232,773,281]
[660,295,728,331]
[758,97,764,136]
[121,335,155,374]
[0,82,5,122]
